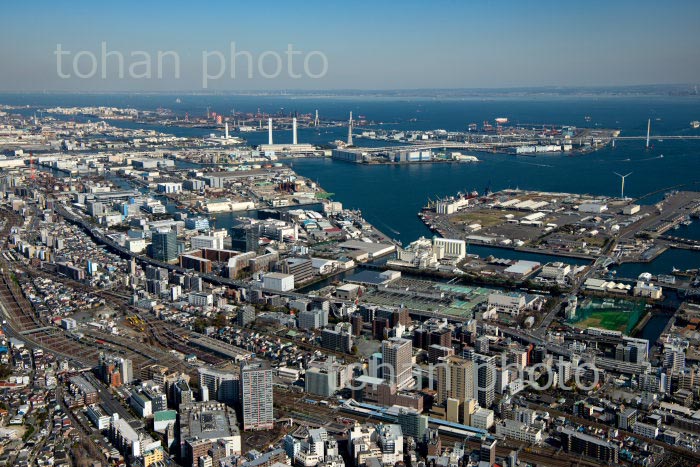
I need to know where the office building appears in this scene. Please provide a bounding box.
[130,391,153,418]
[633,281,663,299]
[150,228,178,262]
[397,408,428,440]
[292,428,343,467]
[185,216,210,231]
[540,262,571,282]
[61,317,77,330]
[368,353,383,379]
[191,234,225,251]
[474,354,496,408]
[280,257,314,283]
[376,424,404,466]
[153,410,177,434]
[471,407,494,430]
[143,385,168,412]
[305,365,337,398]
[480,439,496,466]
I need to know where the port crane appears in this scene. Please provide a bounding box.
[483,180,491,197]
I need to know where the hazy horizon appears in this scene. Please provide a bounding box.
[2,0,700,92]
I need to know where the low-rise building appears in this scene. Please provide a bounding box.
[86,405,110,430]
[539,262,571,282]
[471,407,494,430]
[262,272,295,292]
[559,427,619,463]
[496,419,543,444]
[633,281,663,299]
[487,293,526,315]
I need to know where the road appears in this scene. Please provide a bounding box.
[83,372,143,429]
[56,383,107,464]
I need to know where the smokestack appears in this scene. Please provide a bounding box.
[292,117,298,145]
[347,111,353,146]
[224,122,229,140]
[268,118,273,145]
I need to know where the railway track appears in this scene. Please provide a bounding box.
[140,314,225,366]
[20,257,220,372]
[0,264,101,366]
[30,259,228,369]
[526,402,700,466]
[5,207,686,465]
[273,388,605,467]
[0,208,175,368]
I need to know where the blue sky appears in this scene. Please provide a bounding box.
[1,0,699,91]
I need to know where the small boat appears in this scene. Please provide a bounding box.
[691,120,699,128]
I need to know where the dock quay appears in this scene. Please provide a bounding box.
[419,188,700,266]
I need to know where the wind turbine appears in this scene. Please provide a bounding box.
[614,172,632,199]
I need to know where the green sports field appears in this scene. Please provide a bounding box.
[569,298,646,335]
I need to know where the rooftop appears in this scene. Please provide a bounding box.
[179,401,240,441]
